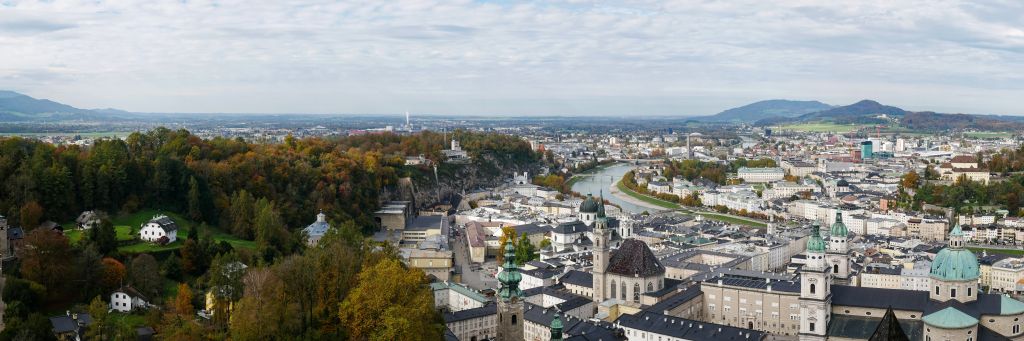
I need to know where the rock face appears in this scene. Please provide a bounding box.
[384,154,542,210]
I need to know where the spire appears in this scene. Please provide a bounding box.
[868,306,910,341]
[596,190,606,219]
[549,310,563,341]
[497,241,522,301]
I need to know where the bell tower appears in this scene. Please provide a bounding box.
[497,242,524,340]
[800,223,831,341]
[826,211,851,284]
[592,192,610,303]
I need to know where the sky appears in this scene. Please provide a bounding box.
[1,0,1023,116]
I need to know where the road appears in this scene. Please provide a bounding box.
[451,230,499,291]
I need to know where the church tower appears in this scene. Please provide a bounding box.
[497,242,524,340]
[826,211,851,284]
[549,311,563,341]
[592,192,610,303]
[800,223,831,341]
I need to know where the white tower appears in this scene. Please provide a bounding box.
[799,223,831,341]
[592,193,610,303]
[826,211,851,284]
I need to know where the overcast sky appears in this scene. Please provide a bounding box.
[1,1,1022,116]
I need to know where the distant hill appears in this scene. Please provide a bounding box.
[0,91,128,121]
[794,99,907,123]
[697,99,832,122]
[903,111,1024,131]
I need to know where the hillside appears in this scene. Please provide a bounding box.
[0,90,99,120]
[795,99,907,123]
[697,99,832,122]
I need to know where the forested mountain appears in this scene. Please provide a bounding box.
[697,99,832,122]
[0,90,110,121]
[0,128,538,340]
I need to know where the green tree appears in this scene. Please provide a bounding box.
[515,232,536,265]
[129,254,163,299]
[90,218,118,255]
[86,295,110,340]
[228,189,256,239]
[187,176,203,222]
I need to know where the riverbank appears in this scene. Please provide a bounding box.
[611,175,768,227]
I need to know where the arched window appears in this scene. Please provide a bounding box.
[647,282,653,292]
[512,314,517,325]
[621,282,626,300]
[810,284,816,294]
[610,280,616,298]
[833,264,839,273]
[633,283,640,302]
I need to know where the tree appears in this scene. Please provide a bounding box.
[163,253,184,281]
[208,252,246,328]
[99,257,127,294]
[17,229,72,292]
[254,198,289,260]
[187,176,203,222]
[515,232,536,265]
[129,254,163,299]
[86,296,110,340]
[229,269,300,340]
[160,283,203,340]
[339,258,441,341]
[228,189,256,239]
[19,201,43,230]
[901,170,921,190]
[180,238,207,276]
[496,226,517,263]
[90,219,118,255]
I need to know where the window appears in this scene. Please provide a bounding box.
[810,284,816,294]
[968,287,972,297]
[511,314,516,325]
[633,283,640,303]
[809,322,815,332]
[951,288,957,298]
[621,282,626,300]
[1014,324,1020,334]
[833,264,839,273]
[610,280,616,298]
[647,282,653,292]
[935,286,939,295]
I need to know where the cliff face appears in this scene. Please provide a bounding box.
[384,154,542,210]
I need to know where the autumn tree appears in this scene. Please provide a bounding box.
[19,201,43,230]
[160,283,203,340]
[229,269,301,340]
[99,257,127,294]
[129,254,163,299]
[901,170,921,190]
[339,258,442,340]
[86,296,110,340]
[207,252,246,329]
[496,225,517,263]
[17,229,72,293]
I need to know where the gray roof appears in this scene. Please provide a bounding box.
[831,285,1006,319]
[826,314,923,341]
[148,216,179,232]
[7,227,24,240]
[50,313,92,334]
[303,213,330,237]
[606,239,664,277]
[616,310,765,341]
[442,304,496,323]
[406,216,446,231]
[646,283,703,314]
[559,270,593,288]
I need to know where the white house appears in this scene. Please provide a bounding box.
[139,215,179,243]
[110,286,149,313]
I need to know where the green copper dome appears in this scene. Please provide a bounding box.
[497,241,523,300]
[550,310,564,341]
[922,307,978,329]
[830,211,848,237]
[930,225,979,281]
[806,223,826,253]
[580,194,600,213]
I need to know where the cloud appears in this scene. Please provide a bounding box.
[0,0,1021,116]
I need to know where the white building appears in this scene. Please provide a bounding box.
[139,215,179,243]
[110,286,149,313]
[736,167,784,183]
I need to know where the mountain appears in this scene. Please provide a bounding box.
[0,91,123,121]
[697,99,832,122]
[795,99,907,122]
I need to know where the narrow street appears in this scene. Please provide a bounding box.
[452,228,498,291]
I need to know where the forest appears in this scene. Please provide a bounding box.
[0,128,537,340]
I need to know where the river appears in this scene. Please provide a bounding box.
[570,163,648,214]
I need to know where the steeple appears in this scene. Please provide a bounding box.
[497,242,523,301]
[596,190,606,219]
[549,310,563,341]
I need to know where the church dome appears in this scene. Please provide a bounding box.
[580,194,600,213]
[830,211,848,237]
[806,223,826,252]
[930,225,979,281]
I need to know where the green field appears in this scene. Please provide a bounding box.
[62,209,256,253]
[964,131,1013,139]
[968,247,1024,256]
[615,181,681,209]
[775,123,870,133]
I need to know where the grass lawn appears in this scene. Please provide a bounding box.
[775,122,870,133]
[615,181,680,210]
[109,312,149,330]
[968,247,1024,256]
[964,131,1013,139]
[62,209,256,254]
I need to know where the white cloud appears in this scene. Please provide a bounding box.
[0,0,1021,115]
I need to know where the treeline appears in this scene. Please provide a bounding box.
[620,170,702,207]
[911,174,1024,216]
[986,145,1024,174]
[662,158,777,185]
[0,128,535,234]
